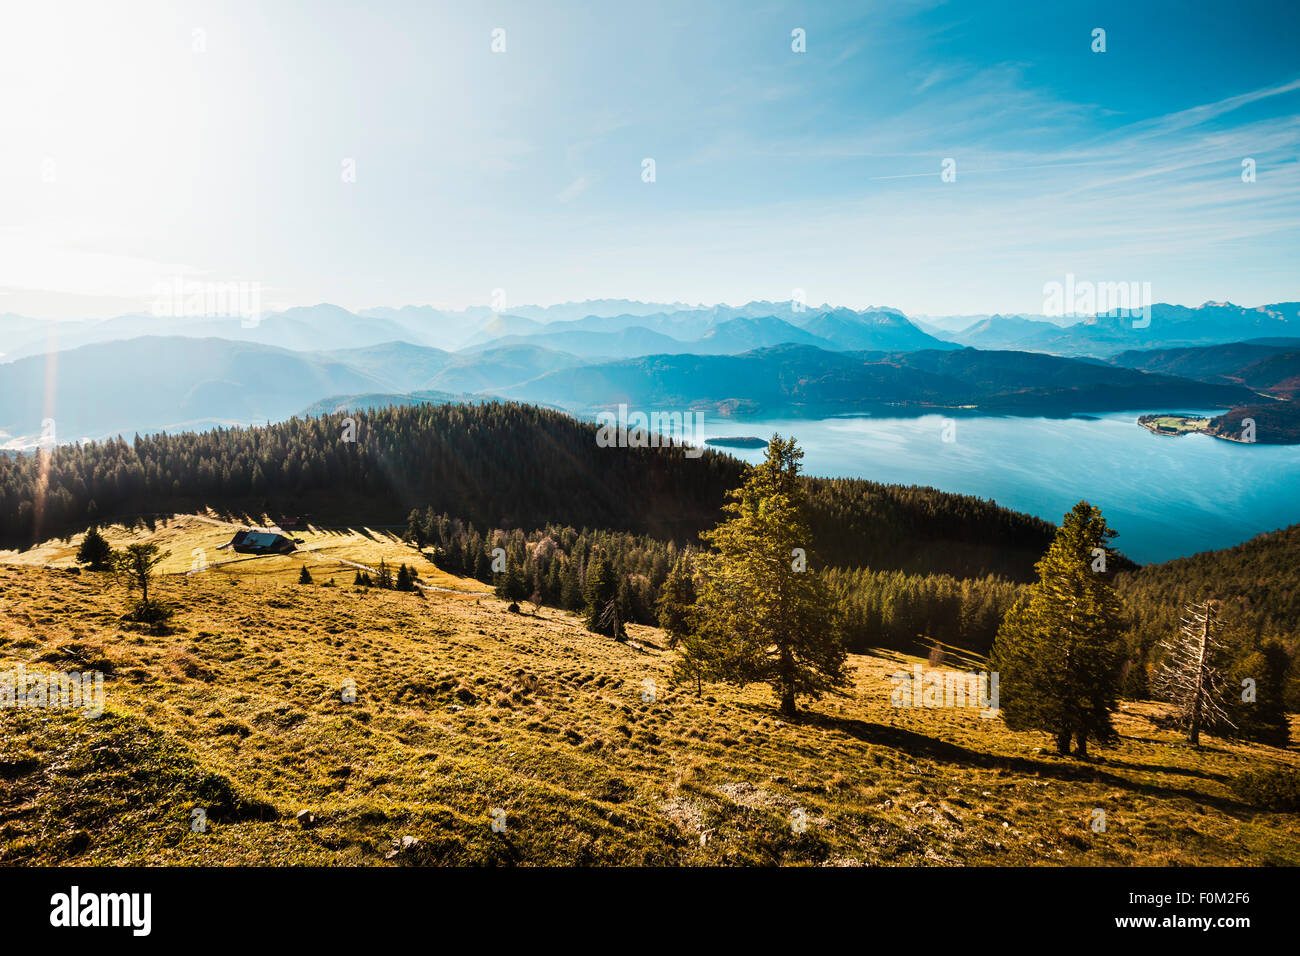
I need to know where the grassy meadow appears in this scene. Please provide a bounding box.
[1,516,1298,866]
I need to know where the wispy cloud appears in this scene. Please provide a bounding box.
[556,175,589,203]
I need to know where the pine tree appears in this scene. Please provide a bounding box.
[655,555,696,648]
[561,561,583,610]
[689,436,847,716]
[445,535,463,574]
[495,564,527,604]
[75,526,115,571]
[405,509,426,548]
[989,501,1125,757]
[395,563,414,591]
[583,553,623,639]
[298,565,313,585]
[1226,640,1292,746]
[673,630,718,697]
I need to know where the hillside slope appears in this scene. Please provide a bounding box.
[0,403,1059,579]
[3,561,1297,866]
[1117,523,1300,652]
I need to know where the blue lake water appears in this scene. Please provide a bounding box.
[694,410,1300,565]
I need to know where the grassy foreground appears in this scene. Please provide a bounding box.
[1,518,1298,866]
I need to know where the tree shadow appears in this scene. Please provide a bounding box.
[785,709,1256,815]
[1115,760,1231,784]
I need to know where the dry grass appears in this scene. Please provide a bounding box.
[0,512,482,591]
[1,516,1298,866]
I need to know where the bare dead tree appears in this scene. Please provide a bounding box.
[595,597,626,642]
[1152,599,1235,745]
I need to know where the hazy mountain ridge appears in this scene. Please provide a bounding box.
[1113,342,1300,399]
[2,299,1295,446]
[0,334,1263,446]
[947,302,1300,356]
[7,299,1296,364]
[498,344,1258,415]
[0,300,951,363]
[0,337,387,443]
[1108,341,1300,382]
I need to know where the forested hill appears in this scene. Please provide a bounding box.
[0,402,1059,579]
[1116,522,1300,647]
[1115,522,1300,709]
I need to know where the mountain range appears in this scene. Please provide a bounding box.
[7,299,1298,366]
[495,344,1258,416]
[945,302,1300,356]
[1109,340,1300,399]
[1,298,1296,446]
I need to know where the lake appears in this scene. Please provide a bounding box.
[694,410,1300,565]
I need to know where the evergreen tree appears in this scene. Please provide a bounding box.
[298,565,313,585]
[496,564,527,604]
[673,630,718,697]
[445,535,464,574]
[1225,639,1292,746]
[990,501,1125,757]
[689,436,847,716]
[616,577,636,628]
[75,526,115,571]
[561,561,584,610]
[655,555,696,648]
[583,553,623,638]
[405,509,426,548]
[395,563,414,591]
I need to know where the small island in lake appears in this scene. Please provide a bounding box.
[1137,408,1300,444]
[1138,414,1212,437]
[704,436,769,449]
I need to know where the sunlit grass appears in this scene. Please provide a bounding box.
[1,519,1297,866]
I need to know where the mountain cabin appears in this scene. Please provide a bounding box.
[219,529,297,556]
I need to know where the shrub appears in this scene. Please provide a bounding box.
[75,526,115,571]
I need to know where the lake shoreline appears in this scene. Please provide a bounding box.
[686,409,1300,565]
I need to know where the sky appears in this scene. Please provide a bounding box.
[2,0,1298,319]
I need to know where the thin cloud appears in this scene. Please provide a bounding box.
[556,175,589,203]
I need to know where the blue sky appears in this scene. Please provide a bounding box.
[2,0,1297,318]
